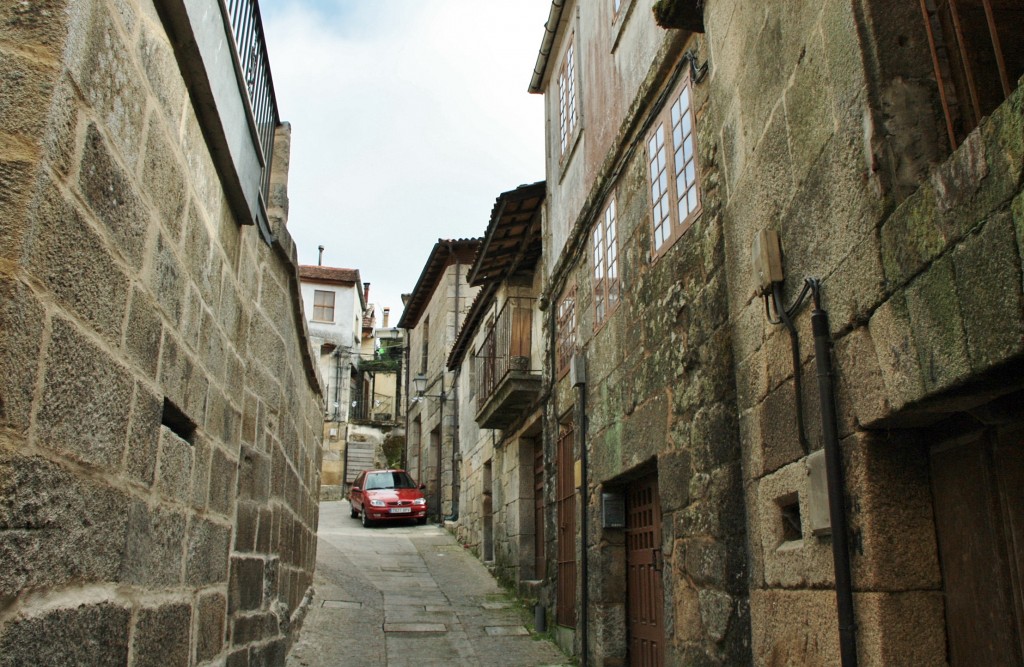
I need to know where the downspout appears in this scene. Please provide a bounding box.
[764,272,857,667]
[450,248,461,521]
[436,372,444,523]
[448,366,461,521]
[402,330,411,470]
[809,280,858,667]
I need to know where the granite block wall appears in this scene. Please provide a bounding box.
[0,0,323,664]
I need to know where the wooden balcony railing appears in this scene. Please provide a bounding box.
[474,298,540,429]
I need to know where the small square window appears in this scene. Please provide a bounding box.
[313,289,335,322]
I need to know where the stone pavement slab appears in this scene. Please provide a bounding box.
[287,501,571,667]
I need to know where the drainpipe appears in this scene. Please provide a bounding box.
[436,373,445,523]
[402,332,410,470]
[448,367,461,522]
[572,354,589,667]
[809,280,858,667]
[450,248,461,521]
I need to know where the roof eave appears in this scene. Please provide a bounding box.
[528,1,567,94]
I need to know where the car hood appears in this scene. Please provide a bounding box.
[365,489,423,502]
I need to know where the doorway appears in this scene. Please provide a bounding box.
[556,422,577,628]
[930,423,1023,665]
[626,473,665,666]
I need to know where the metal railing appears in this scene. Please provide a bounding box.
[352,394,396,422]
[474,297,535,412]
[226,0,280,201]
[920,0,1022,149]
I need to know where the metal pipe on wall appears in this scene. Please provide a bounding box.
[809,283,858,667]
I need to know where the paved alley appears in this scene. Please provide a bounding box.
[286,501,570,667]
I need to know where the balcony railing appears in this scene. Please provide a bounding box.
[226,0,279,201]
[351,393,397,423]
[474,297,541,429]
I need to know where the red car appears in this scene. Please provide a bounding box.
[349,469,428,527]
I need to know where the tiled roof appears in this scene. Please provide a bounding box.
[298,265,360,284]
[396,238,482,330]
[467,181,545,287]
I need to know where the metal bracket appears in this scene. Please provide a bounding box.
[682,49,709,83]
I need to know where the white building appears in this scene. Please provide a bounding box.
[298,265,367,490]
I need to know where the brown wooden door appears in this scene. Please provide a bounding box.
[556,424,576,628]
[930,425,1024,665]
[626,474,664,667]
[534,439,546,579]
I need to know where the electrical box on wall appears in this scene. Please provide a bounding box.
[574,459,582,489]
[602,492,626,528]
[752,229,784,294]
[807,449,832,536]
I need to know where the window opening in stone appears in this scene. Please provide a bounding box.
[162,398,196,445]
[777,493,803,543]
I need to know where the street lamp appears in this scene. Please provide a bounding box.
[412,373,446,523]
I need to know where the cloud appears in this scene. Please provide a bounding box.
[260,0,550,323]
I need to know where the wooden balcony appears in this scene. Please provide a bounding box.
[474,298,541,430]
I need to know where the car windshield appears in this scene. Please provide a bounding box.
[364,471,417,490]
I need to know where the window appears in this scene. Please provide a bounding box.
[593,198,620,327]
[313,289,335,322]
[558,35,578,155]
[648,74,701,255]
[556,288,577,377]
[420,316,429,375]
[920,0,1024,149]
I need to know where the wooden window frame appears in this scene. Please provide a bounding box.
[558,33,579,158]
[312,289,335,323]
[592,197,620,329]
[555,287,577,379]
[648,72,702,259]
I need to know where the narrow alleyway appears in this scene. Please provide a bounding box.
[287,502,570,667]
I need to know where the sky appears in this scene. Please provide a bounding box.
[259,0,553,325]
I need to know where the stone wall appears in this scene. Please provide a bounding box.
[0,0,323,664]
[707,0,1024,664]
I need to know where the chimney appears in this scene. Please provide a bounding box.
[317,245,324,265]
[382,308,390,328]
[363,282,370,303]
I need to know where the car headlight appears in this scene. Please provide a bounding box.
[370,499,386,507]
[412,498,426,506]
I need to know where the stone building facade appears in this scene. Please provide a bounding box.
[516,0,1023,665]
[0,0,323,664]
[447,183,547,588]
[399,239,480,522]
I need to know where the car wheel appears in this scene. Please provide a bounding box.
[361,510,373,528]
[416,517,427,526]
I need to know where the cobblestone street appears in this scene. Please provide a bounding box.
[286,502,570,667]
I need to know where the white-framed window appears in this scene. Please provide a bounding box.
[313,289,335,322]
[649,73,701,256]
[558,34,578,156]
[593,197,620,327]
